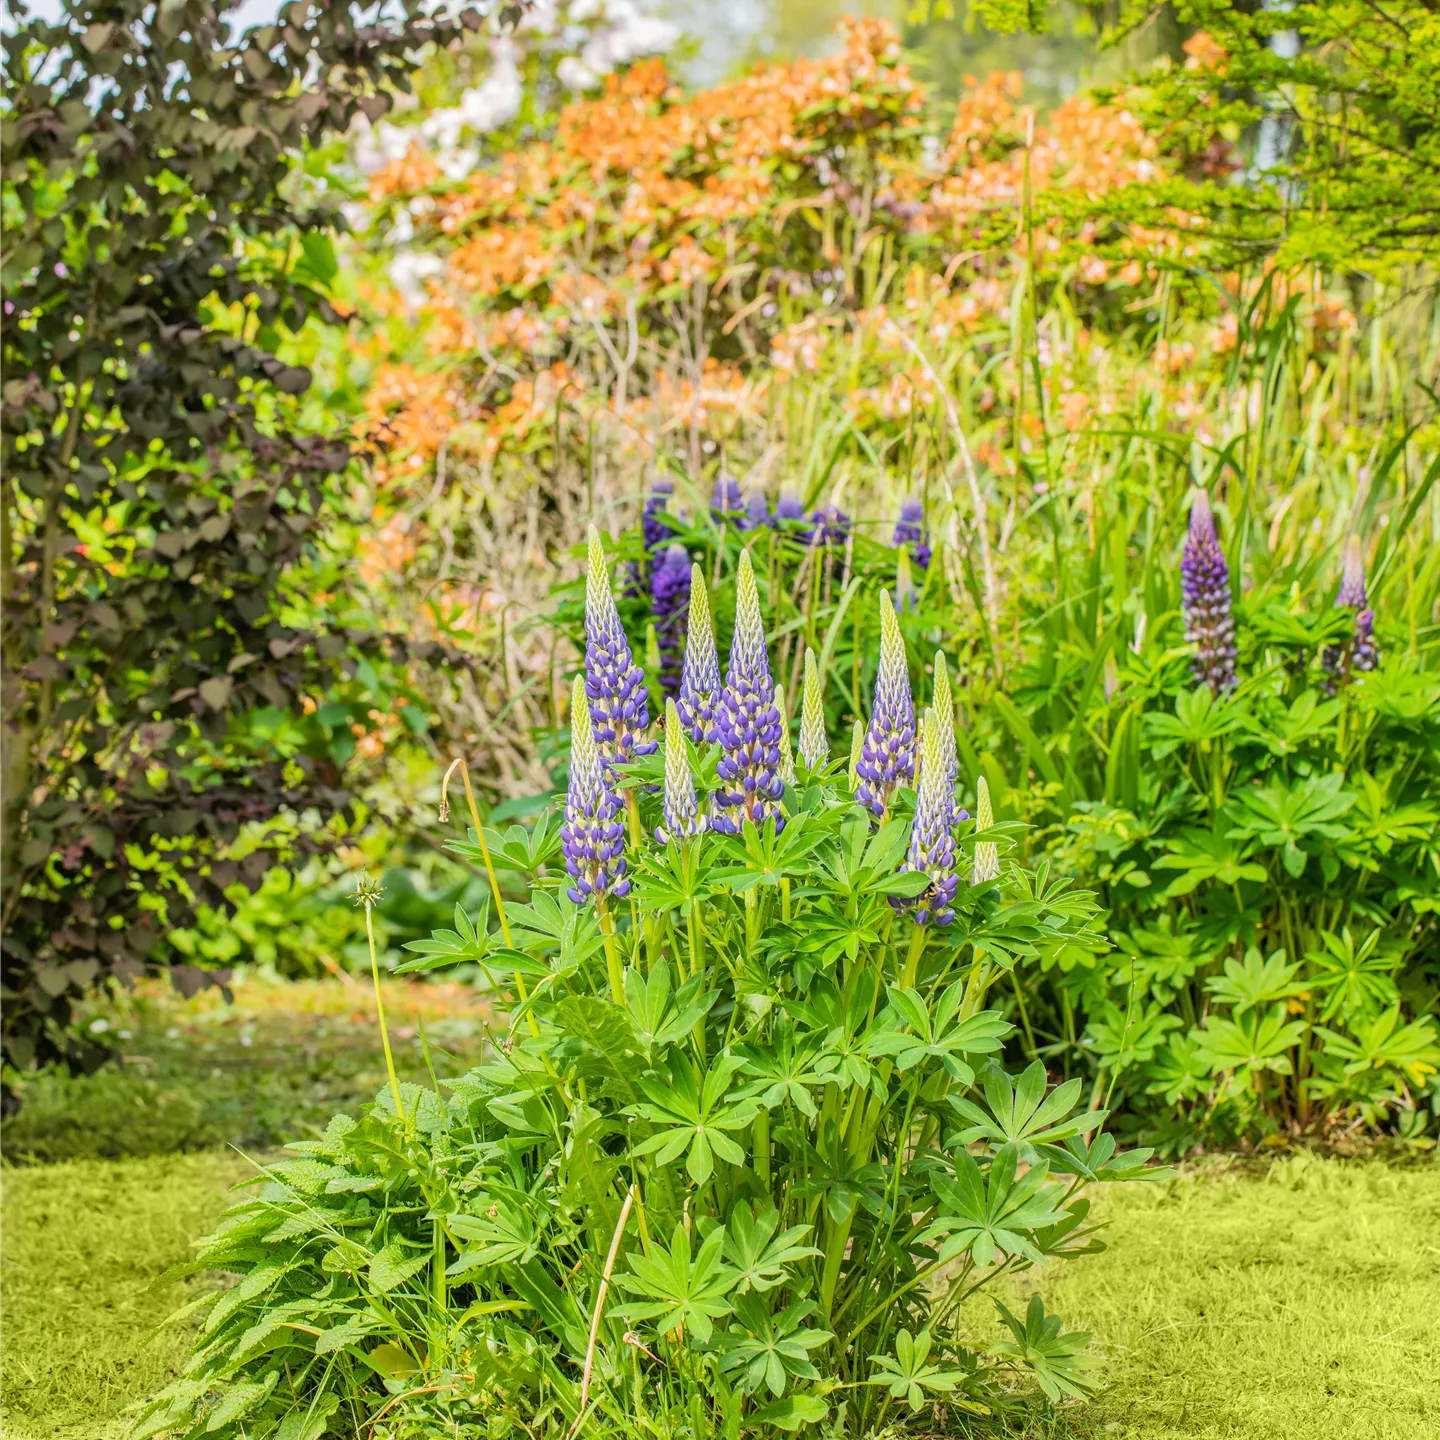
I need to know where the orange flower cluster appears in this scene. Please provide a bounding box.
[350,18,1361,494]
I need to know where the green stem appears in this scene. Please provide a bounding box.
[598,904,627,1008]
[365,904,406,1126]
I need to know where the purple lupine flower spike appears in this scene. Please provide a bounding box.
[1323,536,1379,690]
[656,698,706,844]
[712,550,785,835]
[855,589,916,819]
[710,474,744,528]
[585,527,658,766]
[642,478,675,554]
[892,497,932,570]
[1180,489,1237,695]
[810,503,851,547]
[744,489,771,531]
[650,542,692,698]
[676,565,722,743]
[774,490,806,526]
[895,709,958,926]
[561,676,630,905]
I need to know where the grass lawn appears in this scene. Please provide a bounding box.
[2,976,1437,1438]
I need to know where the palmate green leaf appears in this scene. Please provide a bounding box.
[947,1060,1093,1149]
[625,958,719,1055]
[1315,1007,1440,1083]
[715,1294,831,1397]
[505,890,605,969]
[923,1144,1070,1268]
[1193,1005,1307,1079]
[746,1393,830,1431]
[1306,927,1401,1021]
[992,1295,1102,1402]
[394,898,493,973]
[1144,684,1245,758]
[736,1022,829,1118]
[865,984,1010,1083]
[612,1222,739,1342]
[628,1054,759,1185]
[867,1327,965,1413]
[719,1202,821,1293]
[1154,828,1267,896]
[1039,1131,1166,1184]
[1205,948,1305,1014]
[787,1119,887,1224]
[448,1190,549,1275]
[1226,771,1357,878]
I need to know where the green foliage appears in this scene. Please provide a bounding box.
[975,481,1440,1150]
[144,593,1155,1437]
[0,0,485,1092]
[1082,0,1440,267]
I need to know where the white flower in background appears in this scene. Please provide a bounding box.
[389,251,444,309]
[557,54,599,90]
[351,0,680,172]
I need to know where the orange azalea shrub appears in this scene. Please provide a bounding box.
[328,17,1380,788]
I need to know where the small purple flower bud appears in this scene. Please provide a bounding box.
[892,497,932,570]
[657,699,706,844]
[561,677,630,905]
[676,566,722,743]
[712,550,785,835]
[650,542,691,697]
[855,589,916,819]
[1181,490,1237,695]
[585,527,658,767]
[1323,536,1379,690]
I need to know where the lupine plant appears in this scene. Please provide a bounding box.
[979,486,1440,1152]
[140,539,1156,1439]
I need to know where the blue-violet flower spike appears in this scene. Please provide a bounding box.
[649,541,691,698]
[1180,489,1237,695]
[710,474,744,528]
[892,497,932,570]
[1323,535,1379,690]
[712,549,785,835]
[561,676,630,905]
[855,588,916,819]
[585,526,657,766]
[676,565,722,744]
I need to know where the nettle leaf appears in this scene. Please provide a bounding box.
[368,1240,431,1294]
